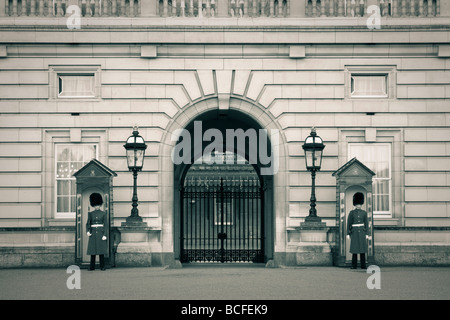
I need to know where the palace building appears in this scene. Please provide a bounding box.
[0,0,449,268]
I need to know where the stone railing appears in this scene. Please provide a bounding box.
[157,0,289,18]
[4,0,141,17]
[2,0,444,17]
[305,0,440,18]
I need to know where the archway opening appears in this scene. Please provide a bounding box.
[173,109,274,264]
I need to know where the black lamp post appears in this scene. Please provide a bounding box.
[123,126,147,226]
[302,127,325,223]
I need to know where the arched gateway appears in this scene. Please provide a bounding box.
[159,97,287,265]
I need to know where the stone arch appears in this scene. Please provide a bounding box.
[158,96,288,266]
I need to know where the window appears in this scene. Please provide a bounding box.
[351,74,388,98]
[58,74,95,98]
[55,144,97,217]
[348,143,391,216]
[345,65,396,100]
[49,65,101,100]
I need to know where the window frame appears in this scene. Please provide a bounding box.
[350,74,388,99]
[58,73,96,99]
[49,65,101,100]
[345,65,396,100]
[54,143,98,219]
[348,142,392,217]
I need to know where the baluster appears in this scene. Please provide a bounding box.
[129,0,134,16]
[311,0,316,16]
[170,0,175,16]
[94,0,100,16]
[337,0,343,15]
[427,0,433,16]
[243,0,247,16]
[110,0,115,15]
[163,0,167,16]
[401,0,406,16]
[30,0,36,16]
[180,0,185,16]
[411,0,416,16]
[270,0,274,16]
[198,0,203,17]
[206,0,211,16]
[210,0,215,16]
[189,0,193,16]
[391,0,397,16]
[436,0,439,16]
[57,0,62,16]
[103,0,108,16]
[329,0,334,16]
[38,0,44,15]
[252,0,257,17]
[30,0,35,15]
[278,0,282,16]
[12,0,17,16]
[320,0,325,16]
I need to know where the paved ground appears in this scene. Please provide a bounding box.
[1,264,449,301]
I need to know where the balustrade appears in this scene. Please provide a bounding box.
[157,0,289,17]
[5,0,140,16]
[305,0,439,17]
[3,0,442,17]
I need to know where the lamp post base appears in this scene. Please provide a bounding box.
[122,215,148,227]
[301,215,327,228]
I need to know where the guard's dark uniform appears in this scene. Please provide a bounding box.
[347,192,368,269]
[347,208,368,254]
[86,209,107,270]
[86,209,107,255]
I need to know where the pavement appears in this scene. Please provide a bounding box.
[1,264,449,301]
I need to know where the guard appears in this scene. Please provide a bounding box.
[346,192,369,269]
[86,193,108,271]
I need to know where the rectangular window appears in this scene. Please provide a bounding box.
[50,65,101,100]
[58,74,95,98]
[348,143,392,216]
[351,74,388,98]
[55,144,97,217]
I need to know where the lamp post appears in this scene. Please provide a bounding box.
[123,126,147,226]
[302,127,325,224]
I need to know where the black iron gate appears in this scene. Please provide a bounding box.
[180,177,264,263]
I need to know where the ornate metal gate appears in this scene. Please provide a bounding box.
[180,177,264,263]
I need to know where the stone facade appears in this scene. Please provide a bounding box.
[0,0,450,267]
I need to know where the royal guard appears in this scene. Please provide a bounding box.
[346,192,369,269]
[86,193,108,271]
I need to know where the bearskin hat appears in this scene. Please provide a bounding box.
[89,192,103,207]
[353,192,364,206]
